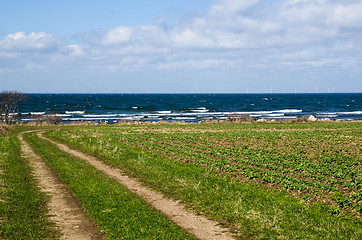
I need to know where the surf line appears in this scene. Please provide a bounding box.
[38,132,236,240]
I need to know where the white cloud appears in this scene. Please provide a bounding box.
[101,27,132,46]
[208,0,259,16]
[281,51,317,61]
[0,32,61,53]
[1,0,362,92]
[157,59,234,70]
[170,29,215,48]
[67,44,84,56]
[328,2,362,28]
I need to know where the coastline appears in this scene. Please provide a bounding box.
[7,93,362,124]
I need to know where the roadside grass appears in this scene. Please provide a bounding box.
[24,132,196,240]
[0,128,58,239]
[0,125,9,135]
[45,122,362,240]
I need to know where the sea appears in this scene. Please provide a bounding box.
[15,93,362,123]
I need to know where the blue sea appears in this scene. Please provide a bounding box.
[16,93,362,123]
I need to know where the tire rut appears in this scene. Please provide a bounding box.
[39,132,236,240]
[19,132,103,240]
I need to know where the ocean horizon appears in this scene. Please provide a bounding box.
[14,93,362,123]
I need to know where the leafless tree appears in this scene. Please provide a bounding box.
[0,91,29,124]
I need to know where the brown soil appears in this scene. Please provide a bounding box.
[18,132,103,240]
[39,132,236,240]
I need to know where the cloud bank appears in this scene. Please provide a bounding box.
[1,0,361,92]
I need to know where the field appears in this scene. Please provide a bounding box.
[0,121,361,239]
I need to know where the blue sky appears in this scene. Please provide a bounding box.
[1,0,361,93]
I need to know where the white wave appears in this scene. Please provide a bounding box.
[83,114,117,118]
[130,116,144,120]
[157,111,172,114]
[185,107,209,113]
[335,111,362,115]
[266,113,285,117]
[64,117,119,121]
[65,111,85,114]
[56,114,71,117]
[265,116,297,119]
[132,106,138,109]
[191,109,209,113]
[173,117,197,120]
[316,113,338,117]
[273,109,302,113]
[119,117,134,120]
[116,114,132,117]
[182,112,219,116]
[317,115,338,118]
[145,113,162,117]
[223,111,273,115]
[318,112,337,115]
[31,112,46,115]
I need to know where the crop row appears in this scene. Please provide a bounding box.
[122,136,355,190]
[55,123,361,214]
[119,133,360,186]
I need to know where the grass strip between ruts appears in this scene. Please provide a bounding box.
[44,124,362,240]
[24,132,196,240]
[0,129,58,239]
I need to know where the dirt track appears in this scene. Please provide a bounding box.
[19,132,103,240]
[39,132,236,240]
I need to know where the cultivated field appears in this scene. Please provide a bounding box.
[0,121,361,239]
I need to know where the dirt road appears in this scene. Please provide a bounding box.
[39,132,235,240]
[19,132,103,240]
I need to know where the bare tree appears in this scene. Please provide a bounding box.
[0,91,29,124]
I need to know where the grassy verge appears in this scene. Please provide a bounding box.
[0,128,58,239]
[24,131,196,239]
[45,122,362,240]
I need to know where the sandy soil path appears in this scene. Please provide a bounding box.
[19,132,103,240]
[39,132,236,240]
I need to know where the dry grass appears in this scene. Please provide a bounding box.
[0,125,9,135]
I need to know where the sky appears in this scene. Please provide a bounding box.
[0,0,361,93]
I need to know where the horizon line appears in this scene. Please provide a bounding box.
[21,92,362,94]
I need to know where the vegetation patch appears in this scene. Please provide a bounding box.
[0,125,9,135]
[0,129,58,239]
[45,121,362,239]
[25,132,195,240]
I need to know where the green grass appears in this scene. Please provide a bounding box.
[24,132,196,240]
[112,121,361,214]
[45,122,362,239]
[0,128,58,239]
